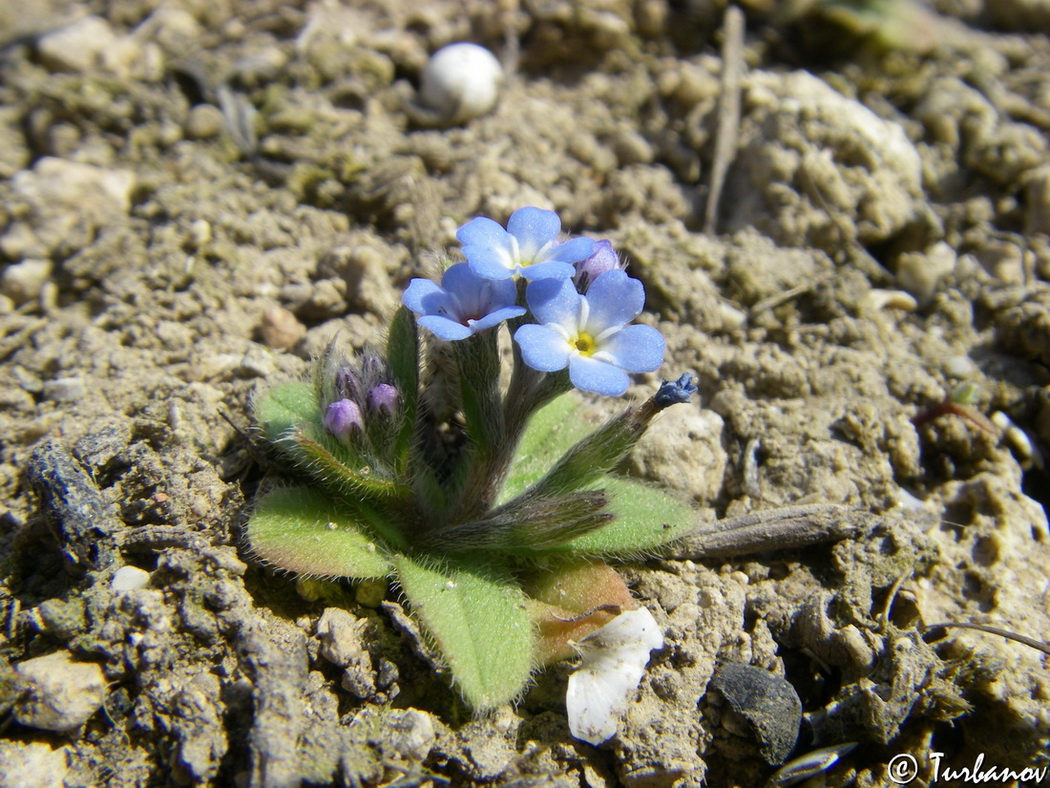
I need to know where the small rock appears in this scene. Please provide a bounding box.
[237,345,277,378]
[385,708,436,761]
[415,43,503,126]
[111,566,152,592]
[315,608,366,668]
[896,241,956,303]
[13,651,106,732]
[7,157,135,257]
[185,104,224,140]
[42,376,86,402]
[259,306,306,350]
[0,741,68,788]
[0,259,52,304]
[36,16,118,73]
[711,663,801,766]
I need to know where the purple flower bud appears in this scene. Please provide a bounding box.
[653,373,697,409]
[335,366,361,400]
[367,383,399,415]
[573,239,624,292]
[324,398,363,440]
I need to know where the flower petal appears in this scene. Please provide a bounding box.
[418,315,474,341]
[507,207,560,258]
[526,277,581,330]
[584,270,645,331]
[519,260,576,280]
[465,248,516,280]
[456,216,509,249]
[548,236,597,263]
[402,277,446,315]
[471,305,526,332]
[568,356,630,396]
[596,324,665,373]
[514,324,572,372]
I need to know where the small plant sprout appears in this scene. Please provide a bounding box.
[247,206,698,735]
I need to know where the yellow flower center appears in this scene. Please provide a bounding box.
[574,332,597,356]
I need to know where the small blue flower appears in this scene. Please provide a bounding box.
[514,271,665,396]
[402,263,526,341]
[457,207,597,281]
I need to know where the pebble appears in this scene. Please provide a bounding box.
[711,663,801,765]
[0,259,52,303]
[111,565,152,592]
[185,104,224,139]
[13,651,106,732]
[859,288,918,312]
[315,607,366,668]
[416,43,503,125]
[259,306,306,350]
[896,241,956,303]
[36,16,118,73]
[0,741,68,788]
[42,376,86,402]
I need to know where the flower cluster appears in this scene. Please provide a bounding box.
[403,207,664,397]
[247,205,697,743]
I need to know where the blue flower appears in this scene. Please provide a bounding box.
[402,263,526,341]
[457,207,597,281]
[514,271,665,396]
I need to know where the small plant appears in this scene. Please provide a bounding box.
[246,206,698,731]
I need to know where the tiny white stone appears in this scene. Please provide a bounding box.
[566,607,664,745]
[111,566,151,592]
[418,43,503,125]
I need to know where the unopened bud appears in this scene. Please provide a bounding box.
[324,398,363,440]
[368,383,399,414]
[653,373,697,410]
[573,240,625,292]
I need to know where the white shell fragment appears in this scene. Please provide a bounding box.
[566,607,664,745]
[417,43,503,126]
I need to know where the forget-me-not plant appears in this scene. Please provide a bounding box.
[247,206,698,731]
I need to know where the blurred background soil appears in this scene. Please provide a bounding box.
[0,0,1048,786]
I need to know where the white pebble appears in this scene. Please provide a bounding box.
[111,566,152,592]
[417,43,503,125]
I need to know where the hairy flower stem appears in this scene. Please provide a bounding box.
[449,331,510,521]
[528,389,673,499]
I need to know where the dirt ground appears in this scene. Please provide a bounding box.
[1,1,1049,786]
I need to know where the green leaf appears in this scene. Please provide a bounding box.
[255,381,319,444]
[392,553,533,710]
[499,393,592,503]
[386,306,419,471]
[543,476,695,556]
[247,486,392,579]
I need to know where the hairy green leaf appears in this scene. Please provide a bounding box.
[247,486,392,578]
[392,553,533,710]
[545,476,694,555]
[255,381,319,444]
